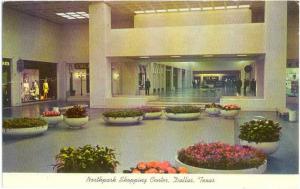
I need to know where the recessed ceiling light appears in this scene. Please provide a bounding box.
[56,13,66,16]
[202,7,213,11]
[179,8,189,12]
[190,8,201,11]
[215,6,225,10]
[66,12,77,15]
[239,5,250,8]
[140,56,150,59]
[76,17,86,19]
[171,56,181,58]
[145,10,155,13]
[56,12,89,20]
[76,12,87,14]
[66,17,76,20]
[237,54,247,57]
[227,5,238,9]
[134,10,145,14]
[167,9,178,12]
[157,9,167,13]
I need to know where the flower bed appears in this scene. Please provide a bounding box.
[239,119,281,154]
[176,142,267,173]
[63,106,88,128]
[41,111,63,125]
[165,106,201,120]
[140,107,162,119]
[103,109,144,124]
[220,104,241,118]
[205,103,222,116]
[123,161,188,174]
[3,118,48,136]
[53,144,119,173]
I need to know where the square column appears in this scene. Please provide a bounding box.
[177,68,182,89]
[89,2,112,108]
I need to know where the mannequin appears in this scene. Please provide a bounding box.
[23,79,30,101]
[43,79,49,100]
[34,80,40,100]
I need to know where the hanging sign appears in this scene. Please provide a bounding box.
[74,63,89,69]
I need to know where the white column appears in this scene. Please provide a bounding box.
[170,67,174,91]
[57,61,67,101]
[177,68,182,89]
[255,59,264,97]
[89,2,111,108]
[11,58,21,106]
[264,1,287,111]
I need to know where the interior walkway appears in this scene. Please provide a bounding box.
[2,101,299,174]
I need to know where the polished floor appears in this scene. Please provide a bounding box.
[2,101,299,174]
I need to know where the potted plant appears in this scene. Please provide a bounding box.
[165,106,201,120]
[175,142,267,174]
[63,105,88,128]
[140,107,163,119]
[53,144,119,173]
[205,103,222,116]
[239,119,281,154]
[102,109,144,124]
[41,111,63,125]
[3,118,48,137]
[123,161,188,173]
[220,104,241,118]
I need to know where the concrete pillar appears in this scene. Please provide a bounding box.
[89,2,112,108]
[264,1,287,111]
[170,67,174,91]
[11,58,21,106]
[57,61,67,101]
[256,58,264,97]
[177,68,182,89]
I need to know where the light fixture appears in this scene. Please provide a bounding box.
[66,12,77,15]
[202,7,213,11]
[167,9,178,12]
[190,7,201,11]
[171,55,181,58]
[140,56,150,59]
[214,6,225,10]
[134,10,145,14]
[156,9,167,13]
[56,12,89,20]
[179,8,189,12]
[239,5,250,8]
[237,54,247,57]
[145,10,155,13]
[227,5,238,9]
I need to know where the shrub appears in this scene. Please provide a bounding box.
[53,144,119,173]
[123,161,188,174]
[239,119,281,143]
[221,104,241,110]
[165,106,201,114]
[3,118,47,129]
[43,111,61,117]
[139,107,162,113]
[178,142,266,170]
[103,109,144,118]
[205,103,223,109]
[64,105,87,118]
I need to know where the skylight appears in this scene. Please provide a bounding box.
[56,12,89,19]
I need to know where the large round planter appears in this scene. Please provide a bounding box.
[239,139,279,155]
[175,156,267,174]
[165,112,200,120]
[41,115,63,125]
[205,108,221,116]
[103,116,143,124]
[3,124,48,137]
[63,116,89,128]
[143,112,162,119]
[220,110,240,118]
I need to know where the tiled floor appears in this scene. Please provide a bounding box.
[2,101,299,174]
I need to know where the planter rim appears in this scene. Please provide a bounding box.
[239,139,280,144]
[103,115,143,118]
[3,124,48,130]
[64,116,88,119]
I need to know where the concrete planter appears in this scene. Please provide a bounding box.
[3,124,48,137]
[103,116,143,124]
[143,112,162,119]
[41,115,63,125]
[175,156,267,174]
[220,110,239,118]
[205,108,221,116]
[240,139,280,155]
[165,112,200,120]
[63,116,89,128]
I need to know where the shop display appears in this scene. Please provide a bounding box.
[43,79,49,100]
[176,142,267,174]
[123,161,188,174]
[103,109,144,124]
[165,106,201,120]
[53,145,119,173]
[63,105,88,128]
[3,118,48,137]
[41,111,63,125]
[286,68,299,97]
[239,119,281,154]
[140,107,163,119]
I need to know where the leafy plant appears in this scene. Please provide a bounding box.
[53,144,119,173]
[123,161,188,174]
[178,142,266,170]
[3,118,47,129]
[205,103,223,109]
[64,105,87,118]
[165,106,201,114]
[103,109,144,118]
[139,107,162,113]
[239,119,281,143]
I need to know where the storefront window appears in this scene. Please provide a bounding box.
[67,63,89,97]
[2,58,11,107]
[286,68,299,97]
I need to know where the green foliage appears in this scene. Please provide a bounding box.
[103,109,144,118]
[54,145,119,173]
[205,103,223,109]
[165,106,201,114]
[239,119,281,143]
[3,118,47,129]
[64,105,87,118]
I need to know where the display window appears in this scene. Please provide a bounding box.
[2,58,11,107]
[67,63,89,97]
[286,68,299,97]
